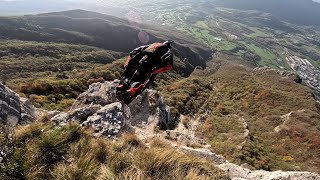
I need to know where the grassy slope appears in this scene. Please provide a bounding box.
[0,40,124,111]
[0,39,193,111]
[0,10,212,110]
[0,40,123,81]
[0,120,228,180]
[160,61,320,173]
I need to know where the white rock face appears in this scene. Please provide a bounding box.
[0,83,36,125]
[181,147,226,164]
[51,80,174,138]
[177,146,320,179]
[51,112,69,125]
[82,102,126,137]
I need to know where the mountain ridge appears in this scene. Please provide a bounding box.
[2,0,320,26]
[0,8,320,178]
[0,9,212,67]
[0,9,212,111]
[215,0,320,26]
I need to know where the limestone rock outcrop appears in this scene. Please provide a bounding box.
[0,83,36,125]
[51,80,174,138]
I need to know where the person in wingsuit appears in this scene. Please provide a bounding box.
[116,40,174,104]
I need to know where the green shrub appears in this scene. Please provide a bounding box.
[37,130,69,166]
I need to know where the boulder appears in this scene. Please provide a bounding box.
[82,102,128,137]
[181,147,226,164]
[20,97,36,123]
[71,81,119,109]
[51,112,69,125]
[51,80,174,138]
[0,83,36,125]
[47,110,61,119]
[69,104,102,122]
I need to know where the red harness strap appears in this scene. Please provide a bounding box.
[151,64,173,74]
[127,83,145,96]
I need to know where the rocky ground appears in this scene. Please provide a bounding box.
[49,80,320,180]
[1,81,320,180]
[50,80,174,138]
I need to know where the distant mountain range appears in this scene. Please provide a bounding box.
[0,9,212,79]
[1,0,320,26]
[0,0,80,15]
[214,0,320,26]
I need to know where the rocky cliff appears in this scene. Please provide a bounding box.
[1,78,319,179]
[0,83,36,125]
[48,80,320,180]
[51,80,174,138]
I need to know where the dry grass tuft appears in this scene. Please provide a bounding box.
[51,155,99,180]
[150,138,171,148]
[121,133,144,149]
[97,165,116,180]
[92,138,110,164]
[15,122,42,143]
[38,114,50,123]
[63,121,86,143]
[108,151,133,174]
[36,130,68,166]
[132,147,225,179]
[25,165,46,180]
[5,121,228,179]
[119,166,150,180]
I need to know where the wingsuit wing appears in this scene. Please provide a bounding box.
[122,45,150,80]
[116,41,174,104]
[151,48,173,74]
[144,43,173,74]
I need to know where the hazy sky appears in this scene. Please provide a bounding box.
[1,0,320,16]
[1,0,320,2]
[0,0,94,15]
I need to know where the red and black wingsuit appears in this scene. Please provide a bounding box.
[116,40,174,104]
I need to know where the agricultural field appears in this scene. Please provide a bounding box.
[110,0,320,71]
